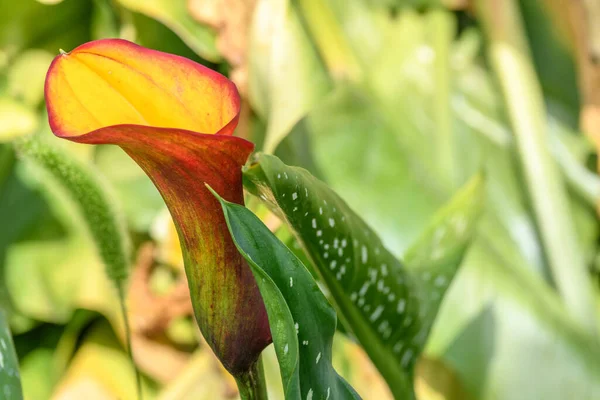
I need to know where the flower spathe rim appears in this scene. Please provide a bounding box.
[45,38,241,141]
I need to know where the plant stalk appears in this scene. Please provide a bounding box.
[429,10,456,190]
[234,356,269,400]
[118,283,144,400]
[475,0,597,334]
[296,0,362,81]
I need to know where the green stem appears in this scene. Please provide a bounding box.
[429,9,455,190]
[234,357,269,400]
[118,283,143,400]
[296,0,362,81]
[476,0,597,334]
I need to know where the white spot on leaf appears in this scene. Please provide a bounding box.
[401,349,414,368]
[434,275,447,287]
[393,341,403,354]
[369,305,385,322]
[397,299,406,314]
[359,282,370,296]
[381,264,388,276]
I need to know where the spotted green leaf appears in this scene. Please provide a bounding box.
[243,153,483,398]
[0,311,23,400]
[211,188,360,400]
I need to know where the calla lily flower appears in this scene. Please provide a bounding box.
[44,39,271,374]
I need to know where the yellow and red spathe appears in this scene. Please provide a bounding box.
[45,39,271,374]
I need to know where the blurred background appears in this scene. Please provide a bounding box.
[1,0,600,399]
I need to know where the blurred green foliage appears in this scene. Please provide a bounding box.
[1,0,600,399]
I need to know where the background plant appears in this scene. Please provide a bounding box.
[1,0,600,399]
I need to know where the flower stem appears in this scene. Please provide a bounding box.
[234,357,269,400]
[118,283,143,400]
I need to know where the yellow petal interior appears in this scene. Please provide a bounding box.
[47,41,238,136]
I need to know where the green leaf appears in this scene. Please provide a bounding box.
[5,239,75,323]
[293,0,363,80]
[296,85,443,254]
[115,0,220,62]
[5,50,54,108]
[18,348,55,400]
[243,154,483,398]
[249,0,330,153]
[263,6,600,399]
[294,0,390,71]
[0,0,93,56]
[404,175,485,277]
[210,187,360,400]
[0,99,38,143]
[0,154,69,327]
[126,11,206,64]
[91,0,119,39]
[429,240,600,400]
[518,0,580,117]
[0,147,122,332]
[0,311,23,400]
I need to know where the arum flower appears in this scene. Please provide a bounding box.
[44,39,271,374]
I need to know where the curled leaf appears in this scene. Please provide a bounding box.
[212,187,361,400]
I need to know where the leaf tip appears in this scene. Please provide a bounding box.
[205,183,222,202]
